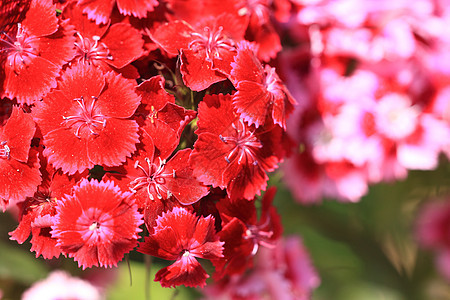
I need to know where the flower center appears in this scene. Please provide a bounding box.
[61,96,107,138]
[129,157,175,200]
[89,221,100,231]
[244,223,275,255]
[0,23,39,72]
[188,26,235,63]
[0,141,10,159]
[74,33,113,65]
[219,119,262,165]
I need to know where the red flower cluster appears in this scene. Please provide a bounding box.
[1,0,318,292]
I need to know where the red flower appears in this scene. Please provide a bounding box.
[76,0,159,25]
[51,179,143,269]
[150,13,247,91]
[33,63,140,174]
[189,94,282,200]
[231,41,296,129]
[0,0,75,104]
[0,106,41,207]
[138,207,224,288]
[63,3,144,77]
[213,187,282,278]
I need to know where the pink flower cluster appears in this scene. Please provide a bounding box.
[0,0,318,294]
[281,0,450,203]
[416,198,450,282]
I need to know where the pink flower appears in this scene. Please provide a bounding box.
[51,179,143,269]
[22,271,104,300]
[138,207,224,288]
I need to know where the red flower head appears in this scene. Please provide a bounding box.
[0,106,41,207]
[231,41,296,129]
[33,63,141,175]
[51,179,143,269]
[150,13,247,91]
[138,207,224,288]
[63,3,144,77]
[213,187,283,278]
[0,0,75,104]
[190,94,282,200]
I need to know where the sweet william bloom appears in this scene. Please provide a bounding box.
[150,13,247,91]
[33,63,140,175]
[0,106,41,207]
[138,207,224,288]
[213,187,283,278]
[51,179,143,269]
[22,271,104,300]
[63,3,144,77]
[190,94,282,201]
[0,0,75,105]
[231,41,296,129]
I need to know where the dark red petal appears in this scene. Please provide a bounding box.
[222,156,269,200]
[190,215,223,259]
[79,0,115,25]
[102,23,144,69]
[214,218,254,277]
[87,118,139,167]
[116,0,158,18]
[150,21,195,55]
[43,128,92,175]
[232,81,271,128]
[22,0,58,37]
[2,106,35,162]
[180,49,228,91]
[164,149,209,205]
[98,71,140,118]
[155,256,208,288]
[217,195,257,225]
[0,150,41,204]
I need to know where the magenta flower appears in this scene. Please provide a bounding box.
[51,179,143,269]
